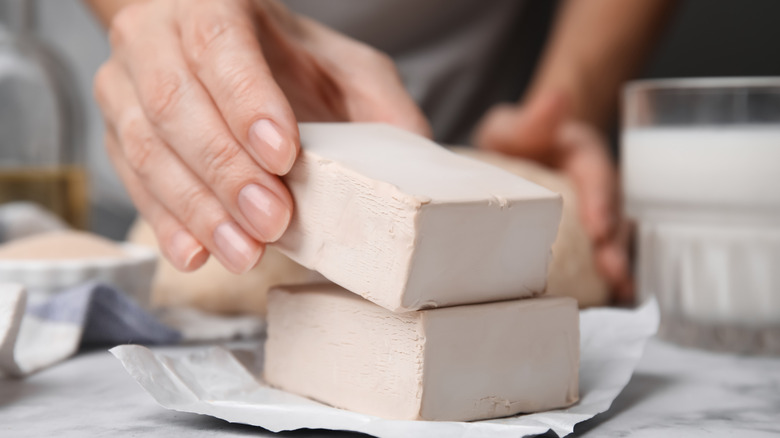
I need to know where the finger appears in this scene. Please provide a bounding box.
[176,0,300,175]
[114,108,265,274]
[554,122,632,302]
[596,229,634,305]
[612,219,636,304]
[335,48,432,137]
[104,131,209,272]
[595,240,631,302]
[555,122,617,244]
[110,8,293,244]
[475,92,568,159]
[96,61,265,274]
[262,10,431,138]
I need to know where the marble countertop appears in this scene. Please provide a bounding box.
[2,337,778,438]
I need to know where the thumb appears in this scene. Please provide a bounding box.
[475,91,569,159]
[340,57,433,138]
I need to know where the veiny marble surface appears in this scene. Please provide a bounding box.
[572,339,780,438]
[1,337,778,438]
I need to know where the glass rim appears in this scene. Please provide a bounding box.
[625,77,780,94]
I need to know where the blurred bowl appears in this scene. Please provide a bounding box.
[0,242,157,308]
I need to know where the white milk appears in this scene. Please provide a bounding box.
[623,127,780,210]
[622,127,780,329]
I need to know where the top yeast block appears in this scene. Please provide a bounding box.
[274,124,562,312]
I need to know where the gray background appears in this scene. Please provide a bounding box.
[31,0,780,238]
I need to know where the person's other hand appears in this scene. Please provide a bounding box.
[474,93,632,302]
[94,0,429,274]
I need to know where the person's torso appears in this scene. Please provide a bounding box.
[282,0,557,144]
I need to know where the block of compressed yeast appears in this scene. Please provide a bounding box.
[275,123,562,312]
[454,148,609,307]
[264,283,579,421]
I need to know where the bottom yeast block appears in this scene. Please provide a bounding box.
[264,283,579,421]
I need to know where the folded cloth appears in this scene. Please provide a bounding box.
[0,282,180,378]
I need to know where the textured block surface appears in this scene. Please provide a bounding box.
[275,123,562,311]
[264,283,580,421]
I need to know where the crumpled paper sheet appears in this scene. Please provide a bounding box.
[112,300,659,438]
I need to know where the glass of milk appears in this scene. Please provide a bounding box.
[622,78,780,354]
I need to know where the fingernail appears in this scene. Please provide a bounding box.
[238,183,291,242]
[213,222,262,274]
[170,230,208,270]
[249,119,296,175]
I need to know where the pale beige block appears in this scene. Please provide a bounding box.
[454,148,609,307]
[275,123,562,312]
[264,283,580,421]
[126,144,608,315]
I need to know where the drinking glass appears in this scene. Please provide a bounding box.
[622,77,780,354]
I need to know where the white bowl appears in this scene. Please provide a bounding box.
[0,243,158,308]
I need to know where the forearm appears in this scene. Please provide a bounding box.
[526,0,675,130]
[83,0,147,27]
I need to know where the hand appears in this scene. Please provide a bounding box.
[474,92,632,302]
[94,0,430,274]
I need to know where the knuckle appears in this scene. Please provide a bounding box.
[199,133,243,186]
[125,141,155,177]
[176,184,214,226]
[188,22,230,63]
[108,3,144,48]
[139,69,186,124]
[183,3,251,65]
[116,112,156,175]
[221,67,259,103]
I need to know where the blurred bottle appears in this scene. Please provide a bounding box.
[0,0,87,229]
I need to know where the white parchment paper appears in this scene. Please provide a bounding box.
[111,300,659,438]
